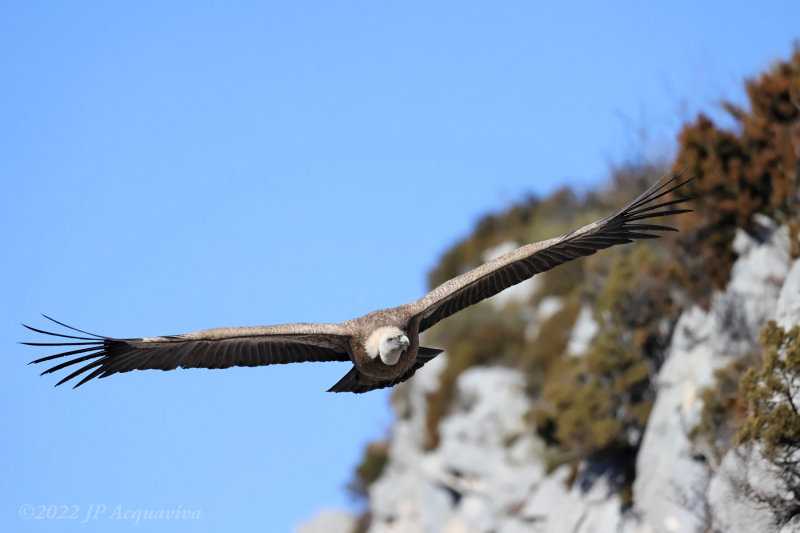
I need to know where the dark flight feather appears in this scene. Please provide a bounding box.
[408,172,692,333]
[23,316,350,388]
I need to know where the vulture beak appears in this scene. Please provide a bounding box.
[392,335,411,352]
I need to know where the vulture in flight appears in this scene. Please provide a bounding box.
[24,173,692,393]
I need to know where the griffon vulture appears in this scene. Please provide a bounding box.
[23,173,692,393]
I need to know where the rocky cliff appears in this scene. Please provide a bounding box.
[302,219,798,533]
[356,221,798,533]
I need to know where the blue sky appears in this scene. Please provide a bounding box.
[2,2,798,532]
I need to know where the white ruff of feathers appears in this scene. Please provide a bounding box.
[364,326,407,365]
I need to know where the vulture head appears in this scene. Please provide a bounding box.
[365,326,410,365]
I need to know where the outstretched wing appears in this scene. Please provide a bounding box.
[24,316,352,388]
[404,172,693,333]
[327,347,444,393]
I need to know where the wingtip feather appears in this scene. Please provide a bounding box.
[41,314,107,339]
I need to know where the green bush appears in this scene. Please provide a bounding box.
[348,441,389,500]
[532,322,652,458]
[734,321,800,524]
[520,295,581,390]
[689,353,759,462]
[736,321,800,460]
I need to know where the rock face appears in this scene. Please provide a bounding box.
[300,222,800,533]
[631,223,793,533]
[371,366,545,533]
[296,510,356,533]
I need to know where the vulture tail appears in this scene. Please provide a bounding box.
[328,347,444,393]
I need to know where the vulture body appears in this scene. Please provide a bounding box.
[24,173,692,393]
